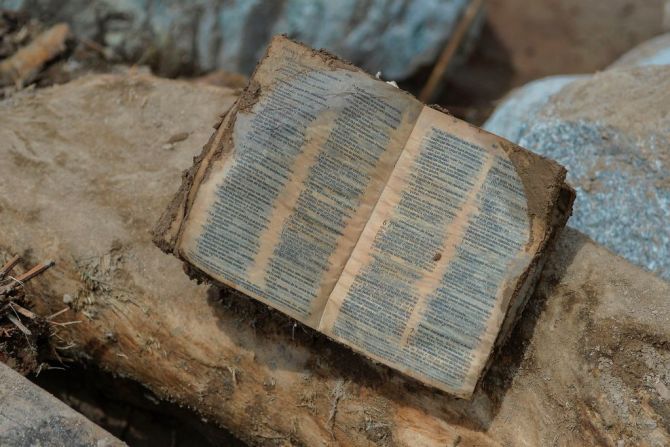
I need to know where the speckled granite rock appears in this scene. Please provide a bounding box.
[1,0,479,78]
[484,33,670,279]
[485,33,670,144]
[486,66,670,279]
[484,74,587,142]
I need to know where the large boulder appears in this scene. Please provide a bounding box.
[484,37,670,280]
[485,33,670,142]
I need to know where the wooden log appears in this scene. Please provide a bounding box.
[0,23,70,87]
[0,362,124,446]
[0,74,668,446]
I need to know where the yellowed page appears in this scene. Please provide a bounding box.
[177,37,422,328]
[319,107,538,397]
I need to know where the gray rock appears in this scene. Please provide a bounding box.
[0,362,124,446]
[484,75,587,142]
[484,34,670,279]
[485,33,670,143]
[609,33,670,69]
[2,0,479,79]
[486,67,670,279]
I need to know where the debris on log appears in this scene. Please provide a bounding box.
[0,254,63,375]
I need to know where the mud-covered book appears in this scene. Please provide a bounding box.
[154,36,574,398]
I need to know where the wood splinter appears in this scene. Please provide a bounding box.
[0,255,20,280]
[0,259,55,296]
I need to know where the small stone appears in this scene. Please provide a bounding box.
[166,131,189,144]
[645,419,657,429]
[655,381,670,400]
[62,293,73,304]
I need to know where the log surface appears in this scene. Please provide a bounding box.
[0,74,668,446]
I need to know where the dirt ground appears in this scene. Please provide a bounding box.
[488,0,667,84]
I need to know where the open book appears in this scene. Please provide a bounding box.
[154,36,574,398]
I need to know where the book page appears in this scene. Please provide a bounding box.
[320,107,544,396]
[177,37,422,327]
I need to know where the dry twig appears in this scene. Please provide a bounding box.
[0,23,70,87]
